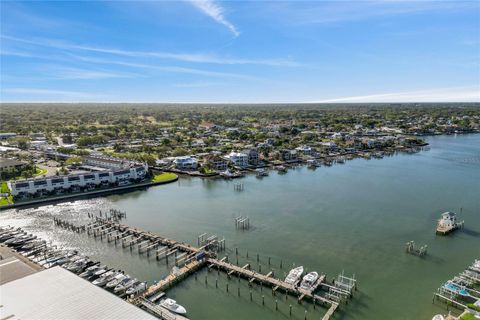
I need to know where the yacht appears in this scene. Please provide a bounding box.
[160,298,187,315]
[114,278,136,294]
[106,274,128,289]
[285,266,304,285]
[299,272,319,290]
[255,168,269,177]
[79,264,103,278]
[19,240,45,251]
[306,159,320,168]
[92,271,116,286]
[126,282,147,296]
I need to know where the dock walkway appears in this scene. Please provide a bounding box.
[207,258,331,304]
[137,259,206,302]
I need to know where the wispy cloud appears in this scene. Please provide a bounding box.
[172,81,220,88]
[1,88,109,100]
[1,35,298,66]
[272,1,479,25]
[315,86,480,103]
[188,0,239,37]
[43,65,139,80]
[71,54,260,80]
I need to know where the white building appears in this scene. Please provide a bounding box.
[173,156,198,170]
[226,152,249,168]
[9,165,148,197]
[83,156,130,170]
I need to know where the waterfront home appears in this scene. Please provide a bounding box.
[173,156,198,170]
[242,149,259,166]
[203,154,228,171]
[320,142,338,151]
[280,149,298,162]
[295,145,315,156]
[226,152,249,168]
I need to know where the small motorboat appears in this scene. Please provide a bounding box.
[299,271,319,290]
[255,168,269,177]
[432,315,445,320]
[285,266,304,285]
[160,298,187,315]
[276,165,287,173]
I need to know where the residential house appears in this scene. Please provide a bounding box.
[280,149,298,161]
[203,154,228,171]
[226,152,249,168]
[243,148,259,165]
[173,156,198,170]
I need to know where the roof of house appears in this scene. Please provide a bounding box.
[0,158,26,168]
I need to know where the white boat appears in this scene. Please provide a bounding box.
[114,278,135,293]
[92,271,116,286]
[255,168,269,177]
[299,271,319,290]
[432,315,445,320]
[126,282,147,296]
[106,274,127,289]
[285,266,304,285]
[93,268,109,277]
[160,298,187,315]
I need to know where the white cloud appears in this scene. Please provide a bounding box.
[315,86,480,103]
[188,0,239,37]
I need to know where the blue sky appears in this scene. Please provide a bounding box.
[1,0,479,102]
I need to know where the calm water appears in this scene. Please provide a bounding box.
[1,134,479,320]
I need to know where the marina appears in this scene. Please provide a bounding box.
[1,216,353,320]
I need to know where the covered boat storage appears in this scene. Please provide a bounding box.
[0,266,157,320]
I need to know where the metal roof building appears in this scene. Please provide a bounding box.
[0,266,157,320]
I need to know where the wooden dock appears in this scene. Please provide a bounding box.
[58,216,352,320]
[138,259,206,301]
[207,258,339,319]
[86,218,200,257]
[208,258,331,303]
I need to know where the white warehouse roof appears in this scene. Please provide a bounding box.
[0,266,157,320]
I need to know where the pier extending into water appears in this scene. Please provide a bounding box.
[51,213,358,320]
